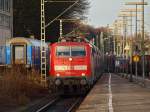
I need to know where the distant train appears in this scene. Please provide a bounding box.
[104,54,115,73]
[115,55,150,78]
[5,37,49,70]
[49,38,103,91]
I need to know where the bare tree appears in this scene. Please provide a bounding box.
[13,0,89,42]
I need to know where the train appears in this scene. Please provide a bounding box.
[5,37,49,70]
[49,37,103,92]
[1,36,103,93]
[115,55,150,78]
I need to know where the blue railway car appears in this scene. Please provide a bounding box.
[6,37,49,69]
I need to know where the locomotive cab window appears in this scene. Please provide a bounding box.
[56,46,70,56]
[71,46,86,57]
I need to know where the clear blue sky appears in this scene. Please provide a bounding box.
[88,0,150,29]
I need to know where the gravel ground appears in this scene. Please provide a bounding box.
[0,94,59,112]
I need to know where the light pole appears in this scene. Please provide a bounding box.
[141,0,146,85]
[129,11,133,82]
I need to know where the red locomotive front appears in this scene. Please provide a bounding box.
[50,42,92,86]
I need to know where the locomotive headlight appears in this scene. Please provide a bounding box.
[56,73,60,77]
[69,58,72,61]
[81,73,85,77]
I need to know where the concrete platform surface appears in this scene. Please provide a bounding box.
[77,73,150,112]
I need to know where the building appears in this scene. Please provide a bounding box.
[104,35,114,55]
[0,0,13,64]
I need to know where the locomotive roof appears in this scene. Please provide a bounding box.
[8,37,48,47]
[52,42,90,46]
[52,41,101,54]
[52,42,99,50]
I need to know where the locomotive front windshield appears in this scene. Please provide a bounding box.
[56,46,86,57]
[71,46,86,56]
[56,46,70,56]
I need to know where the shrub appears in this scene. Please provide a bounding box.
[0,66,48,106]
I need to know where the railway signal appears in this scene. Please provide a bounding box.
[133,55,140,62]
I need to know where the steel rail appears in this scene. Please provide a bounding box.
[67,98,82,112]
[36,97,60,112]
[36,96,83,112]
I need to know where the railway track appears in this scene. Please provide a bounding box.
[36,96,84,112]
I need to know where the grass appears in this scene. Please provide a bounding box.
[0,66,49,107]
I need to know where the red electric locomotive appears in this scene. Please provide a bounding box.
[49,38,103,91]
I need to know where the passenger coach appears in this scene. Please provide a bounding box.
[6,37,49,70]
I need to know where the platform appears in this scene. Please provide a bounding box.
[77,73,150,112]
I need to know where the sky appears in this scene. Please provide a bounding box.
[87,0,150,30]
